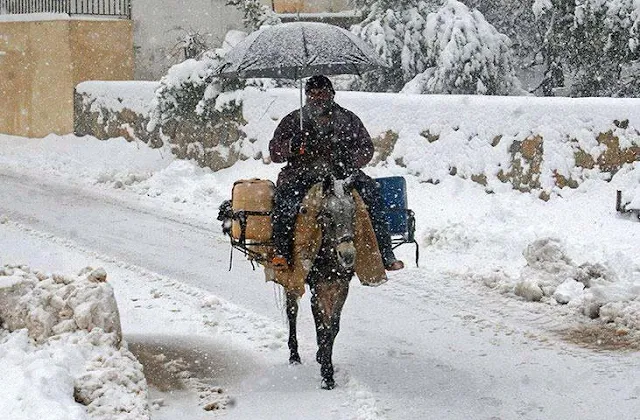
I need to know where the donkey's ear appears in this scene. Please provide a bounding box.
[343,173,355,191]
[322,175,334,195]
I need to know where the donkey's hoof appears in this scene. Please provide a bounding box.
[289,354,302,365]
[321,378,335,390]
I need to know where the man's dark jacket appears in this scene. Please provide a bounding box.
[268,101,396,265]
[269,103,374,183]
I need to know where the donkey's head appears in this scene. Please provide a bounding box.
[318,175,357,270]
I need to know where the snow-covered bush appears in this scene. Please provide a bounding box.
[402,0,521,95]
[148,31,246,132]
[352,0,520,94]
[148,31,249,170]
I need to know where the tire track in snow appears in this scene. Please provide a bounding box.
[387,264,638,361]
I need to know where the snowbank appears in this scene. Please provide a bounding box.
[76,82,159,116]
[473,238,640,331]
[0,264,150,420]
[0,134,170,185]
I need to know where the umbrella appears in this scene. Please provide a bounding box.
[216,21,388,128]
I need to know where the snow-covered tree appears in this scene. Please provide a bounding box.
[533,0,640,97]
[350,1,441,92]
[465,0,544,92]
[351,0,520,94]
[226,0,281,31]
[465,0,538,57]
[408,0,521,95]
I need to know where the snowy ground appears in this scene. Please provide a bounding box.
[1,128,640,419]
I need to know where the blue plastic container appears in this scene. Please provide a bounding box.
[376,176,408,236]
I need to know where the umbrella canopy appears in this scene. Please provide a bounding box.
[217,21,387,79]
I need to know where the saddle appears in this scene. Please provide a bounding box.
[220,180,387,298]
[271,184,387,297]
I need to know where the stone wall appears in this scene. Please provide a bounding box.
[159,116,247,170]
[75,84,640,197]
[74,81,162,148]
[74,81,248,171]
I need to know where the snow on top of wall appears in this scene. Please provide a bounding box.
[240,87,640,189]
[244,88,640,141]
[0,12,71,22]
[76,81,160,115]
[74,81,640,202]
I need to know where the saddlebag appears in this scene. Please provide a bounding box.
[231,178,274,243]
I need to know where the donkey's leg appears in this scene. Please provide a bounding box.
[323,280,349,387]
[310,292,328,364]
[310,292,333,388]
[285,290,301,364]
[311,280,350,390]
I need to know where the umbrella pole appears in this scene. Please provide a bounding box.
[299,78,303,130]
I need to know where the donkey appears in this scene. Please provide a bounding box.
[284,175,357,390]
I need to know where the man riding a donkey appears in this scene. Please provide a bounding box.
[269,75,404,273]
[219,75,404,389]
[217,23,405,391]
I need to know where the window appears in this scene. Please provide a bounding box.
[272,0,351,14]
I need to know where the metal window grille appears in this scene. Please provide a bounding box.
[0,0,131,19]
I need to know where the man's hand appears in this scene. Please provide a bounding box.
[291,131,317,156]
[290,133,304,155]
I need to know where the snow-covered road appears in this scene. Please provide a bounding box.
[0,169,277,314]
[2,168,638,420]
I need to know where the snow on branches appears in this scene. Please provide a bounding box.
[147,31,247,132]
[226,0,281,31]
[352,0,520,95]
[351,1,437,92]
[407,0,520,95]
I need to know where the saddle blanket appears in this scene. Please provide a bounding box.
[263,183,387,297]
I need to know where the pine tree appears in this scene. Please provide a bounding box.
[352,0,520,94]
[350,1,445,91]
[407,0,520,95]
[465,0,547,94]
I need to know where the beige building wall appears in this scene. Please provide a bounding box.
[0,18,133,137]
[70,20,133,85]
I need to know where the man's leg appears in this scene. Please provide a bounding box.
[352,172,404,270]
[272,174,316,266]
